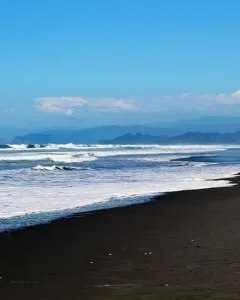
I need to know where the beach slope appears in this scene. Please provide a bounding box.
[1,176,240,299]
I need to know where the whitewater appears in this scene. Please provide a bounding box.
[1,144,240,232]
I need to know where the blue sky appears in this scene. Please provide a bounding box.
[1,0,240,128]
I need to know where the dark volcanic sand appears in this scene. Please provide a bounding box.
[1,176,240,299]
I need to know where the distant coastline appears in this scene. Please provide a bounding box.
[10,129,240,145]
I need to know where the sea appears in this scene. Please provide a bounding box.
[1,143,240,232]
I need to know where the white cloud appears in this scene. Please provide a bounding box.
[200,94,215,101]
[232,90,240,101]
[90,99,137,111]
[179,90,240,106]
[36,97,137,115]
[36,97,87,115]
[35,89,240,117]
[180,93,194,100]
[216,93,227,102]
[65,108,74,116]
[2,108,16,113]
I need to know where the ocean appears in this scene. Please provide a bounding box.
[1,144,240,232]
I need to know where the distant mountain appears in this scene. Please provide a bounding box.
[10,116,240,144]
[149,116,240,134]
[12,125,166,144]
[100,133,167,144]
[100,130,240,144]
[167,132,232,144]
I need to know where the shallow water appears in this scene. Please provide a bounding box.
[1,144,240,231]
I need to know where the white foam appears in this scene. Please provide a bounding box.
[4,143,240,151]
[0,152,97,163]
[32,165,78,171]
[0,144,239,232]
[0,144,234,163]
[7,144,30,150]
[0,162,238,232]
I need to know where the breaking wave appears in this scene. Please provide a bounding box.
[0,143,240,232]
[0,152,97,163]
[1,143,239,152]
[32,165,79,171]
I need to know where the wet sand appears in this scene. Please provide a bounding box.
[1,176,240,299]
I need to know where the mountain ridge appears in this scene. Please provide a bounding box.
[100,131,240,144]
[11,116,240,144]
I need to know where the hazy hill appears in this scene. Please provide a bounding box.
[100,133,167,144]
[12,125,166,144]
[100,130,240,144]
[10,116,240,144]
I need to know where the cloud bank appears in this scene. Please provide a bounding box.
[36,97,87,115]
[36,97,137,115]
[36,90,240,117]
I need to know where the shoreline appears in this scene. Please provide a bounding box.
[0,173,237,234]
[1,174,240,299]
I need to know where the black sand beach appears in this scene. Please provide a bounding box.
[1,176,240,299]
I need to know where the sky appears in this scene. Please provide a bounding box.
[1,0,240,128]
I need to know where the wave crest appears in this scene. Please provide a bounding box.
[0,152,97,163]
[32,165,78,171]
